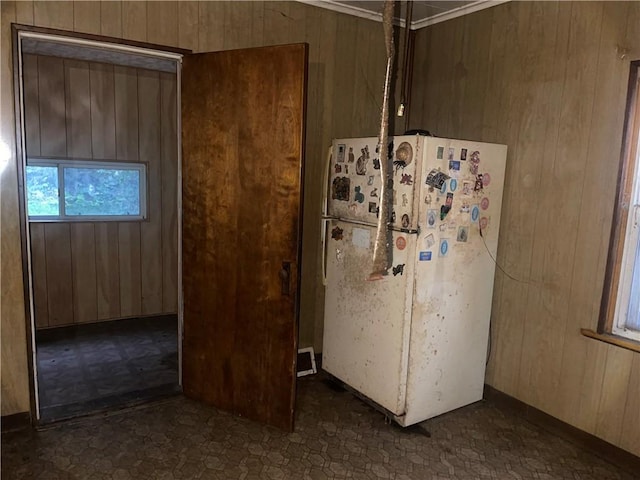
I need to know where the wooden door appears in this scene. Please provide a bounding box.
[181,44,307,431]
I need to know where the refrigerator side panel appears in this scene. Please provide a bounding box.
[322,220,416,415]
[400,138,507,426]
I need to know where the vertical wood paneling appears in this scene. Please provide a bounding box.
[29,224,49,328]
[138,69,163,315]
[44,224,73,326]
[161,72,178,313]
[22,54,40,157]
[100,1,122,38]
[89,63,116,160]
[37,56,67,157]
[122,1,147,42]
[118,222,141,317]
[16,1,34,25]
[198,1,225,52]
[177,1,198,51]
[64,59,92,158]
[147,1,178,46]
[114,65,139,161]
[70,223,97,323]
[410,0,640,457]
[95,222,120,320]
[33,0,73,30]
[73,1,101,34]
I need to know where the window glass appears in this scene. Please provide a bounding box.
[26,165,59,216]
[64,167,141,216]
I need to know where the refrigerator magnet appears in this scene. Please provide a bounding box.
[400,173,413,185]
[450,179,458,192]
[474,174,484,192]
[427,210,437,228]
[439,239,449,257]
[457,226,469,243]
[337,144,346,162]
[460,201,470,213]
[470,151,480,174]
[367,175,374,186]
[402,193,408,207]
[334,164,342,174]
[481,197,490,210]
[462,181,472,195]
[440,182,447,194]
[401,214,410,229]
[425,169,450,189]
[392,264,405,276]
[461,148,467,161]
[448,147,455,161]
[480,217,489,231]
[354,186,365,203]
[424,194,432,205]
[440,204,451,221]
[437,146,444,159]
[449,160,461,171]
[482,172,491,186]
[331,226,343,240]
[424,233,435,248]
[396,236,407,250]
[471,205,480,222]
[348,147,355,163]
[356,146,369,175]
[368,202,377,214]
[394,142,413,172]
[419,251,432,261]
[332,177,350,201]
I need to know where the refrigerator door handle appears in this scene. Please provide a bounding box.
[321,218,330,286]
[322,145,332,217]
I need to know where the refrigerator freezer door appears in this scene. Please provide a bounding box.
[322,220,415,416]
[398,138,507,426]
[328,137,421,231]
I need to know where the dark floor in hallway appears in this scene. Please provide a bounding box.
[2,374,634,480]
[36,315,179,422]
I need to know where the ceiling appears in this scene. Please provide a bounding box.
[299,1,508,29]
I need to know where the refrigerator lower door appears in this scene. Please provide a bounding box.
[322,220,414,416]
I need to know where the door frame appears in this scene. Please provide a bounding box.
[11,24,187,422]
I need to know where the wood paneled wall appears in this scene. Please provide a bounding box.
[1,1,402,415]
[23,54,178,328]
[409,1,639,456]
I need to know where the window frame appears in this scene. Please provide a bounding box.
[599,60,640,343]
[25,158,148,222]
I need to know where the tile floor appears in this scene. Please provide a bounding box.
[2,374,635,480]
[36,315,179,422]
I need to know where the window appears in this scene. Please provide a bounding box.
[25,160,147,221]
[600,62,640,343]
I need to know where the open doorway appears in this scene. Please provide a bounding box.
[15,29,184,423]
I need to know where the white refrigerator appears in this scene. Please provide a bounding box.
[321,135,507,426]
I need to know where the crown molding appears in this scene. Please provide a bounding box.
[296,1,509,30]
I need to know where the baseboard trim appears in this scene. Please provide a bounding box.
[483,385,640,475]
[1,411,31,433]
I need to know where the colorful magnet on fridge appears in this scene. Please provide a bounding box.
[439,223,447,232]
[469,151,480,174]
[392,264,405,276]
[337,144,346,163]
[449,160,460,171]
[348,147,355,163]
[482,172,491,186]
[367,175,374,186]
[356,146,369,175]
[401,214,410,229]
[437,146,444,159]
[480,217,489,231]
[462,181,472,195]
[426,169,450,189]
[460,201,470,213]
[448,148,455,161]
[400,173,413,185]
[373,157,380,170]
[402,194,408,207]
[481,197,490,210]
[471,205,480,222]
[460,148,467,161]
[457,226,469,243]
[393,142,413,173]
[474,174,484,192]
[440,182,447,194]
[331,226,343,240]
[427,209,437,228]
[396,236,407,251]
[370,188,378,197]
[419,251,432,261]
[450,179,458,192]
[354,186,365,203]
[368,202,377,214]
[440,204,451,221]
[424,233,435,248]
[331,177,350,201]
[445,192,453,208]
[334,164,342,174]
[439,239,449,257]
[425,194,432,205]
